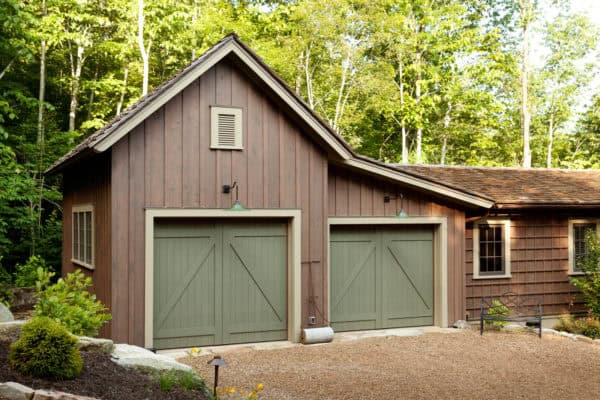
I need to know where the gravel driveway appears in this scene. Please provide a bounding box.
[181,330,600,400]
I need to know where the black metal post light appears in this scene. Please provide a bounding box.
[207,355,227,398]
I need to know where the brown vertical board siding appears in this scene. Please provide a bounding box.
[182,80,200,208]
[216,63,233,208]
[230,69,248,208]
[164,94,183,208]
[128,125,145,343]
[111,137,130,342]
[62,154,112,338]
[279,114,296,208]
[264,100,280,208]
[144,110,165,207]
[466,216,586,319]
[328,166,467,325]
[199,68,216,208]
[101,59,332,344]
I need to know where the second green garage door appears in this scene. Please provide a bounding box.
[330,225,433,332]
[153,219,288,349]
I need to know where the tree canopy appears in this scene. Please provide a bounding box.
[0,0,598,271]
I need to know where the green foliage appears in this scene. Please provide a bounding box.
[554,314,600,339]
[569,231,600,318]
[13,255,52,287]
[9,316,83,379]
[153,369,208,395]
[0,256,14,307]
[485,300,510,329]
[34,269,111,337]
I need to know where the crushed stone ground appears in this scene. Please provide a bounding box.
[181,329,600,400]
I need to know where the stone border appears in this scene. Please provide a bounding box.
[542,328,600,345]
[0,382,99,400]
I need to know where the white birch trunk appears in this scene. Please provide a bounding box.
[546,114,554,168]
[138,0,151,96]
[68,45,84,132]
[116,66,129,116]
[521,0,532,168]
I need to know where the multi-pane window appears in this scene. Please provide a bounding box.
[72,205,94,268]
[573,223,596,272]
[478,224,505,275]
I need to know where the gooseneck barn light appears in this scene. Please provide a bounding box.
[383,193,408,218]
[223,181,246,211]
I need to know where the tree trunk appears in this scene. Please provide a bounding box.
[138,0,151,96]
[86,66,99,120]
[546,114,554,168]
[415,71,422,164]
[116,65,129,116]
[295,51,303,94]
[398,60,408,164]
[68,45,84,132]
[521,0,532,168]
[332,54,350,132]
[0,59,15,81]
[441,102,452,165]
[191,0,198,60]
[304,46,314,109]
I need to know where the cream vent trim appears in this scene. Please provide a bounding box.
[211,106,243,149]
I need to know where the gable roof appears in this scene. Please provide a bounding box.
[46,34,495,209]
[395,164,600,208]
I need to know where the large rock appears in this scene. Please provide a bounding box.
[0,303,14,322]
[0,382,34,400]
[0,320,26,341]
[502,323,528,332]
[32,390,98,400]
[452,320,472,329]
[77,336,114,354]
[111,343,193,372]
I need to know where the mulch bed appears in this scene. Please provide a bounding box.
[0,341,208,400]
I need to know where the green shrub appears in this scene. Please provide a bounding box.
[153,370,208,394]
[14,255,51,288]
[9,316,82,379]
[554,314,600,339]
[484,300,510,329]
[34,269,111,337]
[0,257,13,307]
[569,231,600,318]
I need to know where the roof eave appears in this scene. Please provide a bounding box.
[342,158,495,209]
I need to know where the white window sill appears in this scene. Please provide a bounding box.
[473,274,512,280]
[568,271,585,276]
[71,259,95,271]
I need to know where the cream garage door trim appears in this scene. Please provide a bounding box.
[327,217,448,328]
[145,208,302,348]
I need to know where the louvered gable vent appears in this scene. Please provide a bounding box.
[211,106,243,149]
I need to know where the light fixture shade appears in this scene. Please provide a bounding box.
[229,200,246,211]
[397,209,408,218]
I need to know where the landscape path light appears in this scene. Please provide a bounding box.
[207,355,227,398]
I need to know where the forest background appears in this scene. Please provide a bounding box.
[0,0,599,273]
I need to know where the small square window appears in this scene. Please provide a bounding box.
[72,205,94,269]
[473,220,511,279]
[210,106,243,150]
[569,219,599,274]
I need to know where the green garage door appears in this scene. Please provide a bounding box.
[330,225,433,332]
[153,219,287,349]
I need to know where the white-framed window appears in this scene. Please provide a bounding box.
[72,204,94,269]
[210,106,243,150]
[568,219,599,275]
[473,219,511,279]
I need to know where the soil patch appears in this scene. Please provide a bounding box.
[0,341,207,400]
[183,330,600,400]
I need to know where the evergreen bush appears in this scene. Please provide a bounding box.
[9,316,82,379]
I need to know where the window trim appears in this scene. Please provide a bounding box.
[210,105,243,150]
[568,219,600,275]
[473,219,511,279]
[72,204,95,270]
